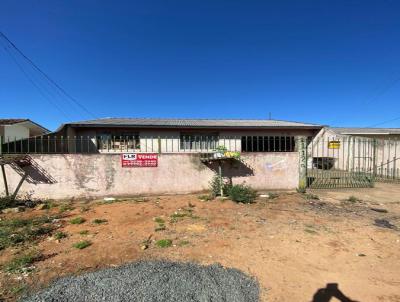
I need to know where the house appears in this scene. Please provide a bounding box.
[0,119,49,142]
[317,127,400,140]
[309,126,400,182]
[53,118,323,153]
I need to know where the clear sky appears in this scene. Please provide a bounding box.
[1,0,400,131]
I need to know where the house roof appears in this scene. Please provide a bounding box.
[0,118,50,135]
[58,117,323,130]
[330,127,400,135]
[0,119,29,125]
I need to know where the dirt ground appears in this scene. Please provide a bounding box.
[1,183,400,302]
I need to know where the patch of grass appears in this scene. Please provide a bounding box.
[79,230,89,236]
[59,203,75,213]
[92,218,108,224]
[69,217,86,225]
[4,250,42,273]
[347,196,360,203]
[41,200,58,210]
[154,217,165,224]
[0,215,57,250]
[178,240,190,246]
[304,193,319,200]
[155,239,172,248]
[72,240,92,249]
[53,231,68,240]
[10,284,27,295]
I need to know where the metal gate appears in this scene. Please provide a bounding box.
[307,137,400,189]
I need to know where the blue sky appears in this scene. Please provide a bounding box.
[1,0,400,131]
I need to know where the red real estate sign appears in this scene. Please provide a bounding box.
[121,153,158,167]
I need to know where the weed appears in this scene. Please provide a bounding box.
[59,203,75,213]
[154,217,165,224]
[79,230,89,236]
[53,231,68,240]
[41,200,57,210]
[178,240,190,246]
[92,218,108,224]
[73,240,92,249]
[347,196,360,203]
[4,250,42,273]
[227,184,257,203]
[11,284,27,294]
[304,193,319,200]
[156,239,172,248]
[70,217,86,225]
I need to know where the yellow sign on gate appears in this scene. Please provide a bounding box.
[328,141,341,149]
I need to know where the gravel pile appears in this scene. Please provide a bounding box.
[22,261,259,302]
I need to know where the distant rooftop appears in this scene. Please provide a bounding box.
[0,118,29,125]
[330,127,400,135]
[61,117,323,129]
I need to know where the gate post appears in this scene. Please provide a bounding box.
[297,136,307,192]
[372,139,377,181]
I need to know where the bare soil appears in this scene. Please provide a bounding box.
[1,183,400,302]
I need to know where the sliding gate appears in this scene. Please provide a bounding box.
[307,136,400,189]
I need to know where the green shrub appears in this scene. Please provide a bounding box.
[73,240,91,249]
[156,239,172,248]
[70,217,86,225]
[79,230,89,235]
[53,231,67,240]
[92,218,108,224]
[227,184,257,203]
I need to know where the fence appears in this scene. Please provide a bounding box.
[0,135,298,154]
[307,136,400,188]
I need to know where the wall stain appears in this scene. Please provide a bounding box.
[104,156,116,190]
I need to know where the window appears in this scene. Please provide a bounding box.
[180,133,219,150]
[96,132,140,150]
[241,136,295,152]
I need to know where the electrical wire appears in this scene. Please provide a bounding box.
[0,31,96,119]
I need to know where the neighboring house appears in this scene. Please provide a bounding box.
[317,127,400,140]
[53,118,323,153]
[309,127,400,180]
[0,119,49,142]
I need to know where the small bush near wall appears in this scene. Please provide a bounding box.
[226,184,257,203]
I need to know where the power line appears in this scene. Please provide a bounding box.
[0,31,96,119]
[1,42,73,119]
[367,116,400,128]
